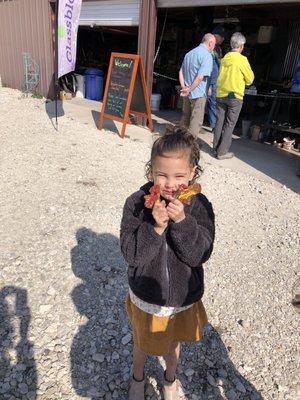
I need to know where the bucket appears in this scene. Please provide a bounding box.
[150,93,161,111]
[242,120,252,138]
[75,74,85,98]
[84,68,104,101]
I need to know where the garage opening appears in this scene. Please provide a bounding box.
[59,0,139,101]
[152,2,300,150]
[75,25,138,96]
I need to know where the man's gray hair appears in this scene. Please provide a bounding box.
[230,32,246,50]
[202,33,215,43]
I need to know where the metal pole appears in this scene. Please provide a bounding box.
[55,0,59,129]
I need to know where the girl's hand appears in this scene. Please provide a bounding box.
[153,200,169,234]
[167,199,185,223]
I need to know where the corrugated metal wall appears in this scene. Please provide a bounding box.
[80,0,140,26]
[282,21,300,79]
[0,0,54,97]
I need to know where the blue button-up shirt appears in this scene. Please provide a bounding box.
[181,43,213,99]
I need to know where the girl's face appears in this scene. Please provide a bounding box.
[151,151,196,201]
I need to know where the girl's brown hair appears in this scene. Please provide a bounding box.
[145,129,201,183]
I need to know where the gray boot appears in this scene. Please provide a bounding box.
[217,152,234,160]
[163,377,182,400]
[128,376,145,400]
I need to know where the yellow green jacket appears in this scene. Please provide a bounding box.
[217,52,254,100]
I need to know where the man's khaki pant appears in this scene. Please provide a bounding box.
[180,96,206,138]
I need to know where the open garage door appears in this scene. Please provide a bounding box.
[80,0,140,26]
[157,0,300,7]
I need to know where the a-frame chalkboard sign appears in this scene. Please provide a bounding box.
[98,53,154,138]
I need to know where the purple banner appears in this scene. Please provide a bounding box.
[57,0,82,78]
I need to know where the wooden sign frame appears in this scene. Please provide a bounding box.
[98,52,154,138]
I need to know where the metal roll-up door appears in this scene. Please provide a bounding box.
[157,0,300,7]
[80,0,140,26]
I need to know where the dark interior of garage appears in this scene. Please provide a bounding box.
[154,4,300,82]
[152,3,300,150]
[76,25,138,74]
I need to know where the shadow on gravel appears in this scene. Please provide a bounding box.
[45,99,65,131]
[0,286,37,399]
[45,74,65,131]
[91,110,120,135]
[70,228,129,399]
[181,324,263,399]
[196,136,217,159]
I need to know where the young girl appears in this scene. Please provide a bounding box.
[120,131,215,399]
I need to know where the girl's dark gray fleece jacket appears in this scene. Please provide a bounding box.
[120,182,215,308]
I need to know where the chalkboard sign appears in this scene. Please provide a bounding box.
[105,57,134,118]
[98,53,153,138]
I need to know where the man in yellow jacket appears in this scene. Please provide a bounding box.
[213,32,254,159]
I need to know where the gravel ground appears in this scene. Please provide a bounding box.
[0,88,299,400]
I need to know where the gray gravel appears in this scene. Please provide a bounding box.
[0,88,299,400]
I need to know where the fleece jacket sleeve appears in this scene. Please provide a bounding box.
[120,197,164,268]
[169,196,215,268]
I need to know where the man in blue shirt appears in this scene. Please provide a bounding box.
[179,33,216,138]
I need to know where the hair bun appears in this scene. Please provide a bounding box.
[165,124,190,135]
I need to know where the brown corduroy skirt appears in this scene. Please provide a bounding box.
[126,296,208,356]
